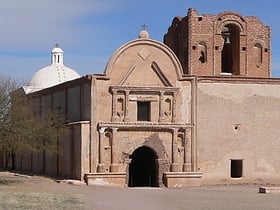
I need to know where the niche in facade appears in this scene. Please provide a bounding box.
[254,43,263,67]
[198,42,207,63]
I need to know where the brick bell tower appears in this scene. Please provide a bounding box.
[164,8,271,77]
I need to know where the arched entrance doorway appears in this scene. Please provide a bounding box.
[128,146,158,187]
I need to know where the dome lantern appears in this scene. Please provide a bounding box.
[51,43,64,65]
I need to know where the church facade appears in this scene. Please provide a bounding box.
[10,9,280,187]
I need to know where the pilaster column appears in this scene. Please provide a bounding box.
[183,128,192,172]
[171,128,179,172]
[111,89,118,122]
[97,127,106,173]
[124,91,130,122]
[159,91,164,123]
[110,127,119,172]
[172,92,177,123]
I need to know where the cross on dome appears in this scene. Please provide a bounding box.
[141,24,148,31]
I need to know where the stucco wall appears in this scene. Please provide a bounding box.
[197,82,280,184]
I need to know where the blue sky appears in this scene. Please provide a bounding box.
[1,0,280,81]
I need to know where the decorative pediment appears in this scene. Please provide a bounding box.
[104,39,184,84]
[118,61,172,87]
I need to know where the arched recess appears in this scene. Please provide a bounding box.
[221,24,241,75]
[198,41,207,63]
[128,146,159,187]
[254,43,263,67]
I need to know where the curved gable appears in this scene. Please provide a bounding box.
[104,38,183,87]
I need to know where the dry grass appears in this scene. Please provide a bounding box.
[0,191,85,209]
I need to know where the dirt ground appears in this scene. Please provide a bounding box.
[0,171,279,210]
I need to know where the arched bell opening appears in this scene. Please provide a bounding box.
[221,24,240,75]
[128,146,159,187]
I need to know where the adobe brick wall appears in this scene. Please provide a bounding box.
[164,8,271,78]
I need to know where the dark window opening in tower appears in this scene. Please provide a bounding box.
[221,24,240,75]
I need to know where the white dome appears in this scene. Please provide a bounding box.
[26,44,81,93]
[29,64,80,89]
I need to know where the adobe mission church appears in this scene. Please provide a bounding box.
[8,8,280,187]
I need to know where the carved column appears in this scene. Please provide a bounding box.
[97,127,106,173]
[111,89,118,122]
[183,128,192,172]
[110,127,118,172]
[124,91,130,122]
[171,128,179,172]
[159,91,164,123]
[172,92,177,123]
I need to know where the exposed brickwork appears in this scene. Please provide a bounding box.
[164,8,271,78]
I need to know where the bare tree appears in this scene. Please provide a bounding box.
[0,75,67,169]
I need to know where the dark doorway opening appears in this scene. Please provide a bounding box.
[231,159,243,178]
[129,146,158,187]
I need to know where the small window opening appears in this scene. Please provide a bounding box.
[137,101,150,121]
[198,17,203,21]
[231,159,243,178]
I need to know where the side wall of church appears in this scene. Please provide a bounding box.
[197,81,280,184]
[14,80,91,180]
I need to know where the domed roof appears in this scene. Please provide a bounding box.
[51,46,64,53]
[29,65,80,88]
[27,44,81,93]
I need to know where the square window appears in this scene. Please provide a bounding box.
[137,101,150,121]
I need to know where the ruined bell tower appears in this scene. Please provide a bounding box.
[164,8,271,77]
